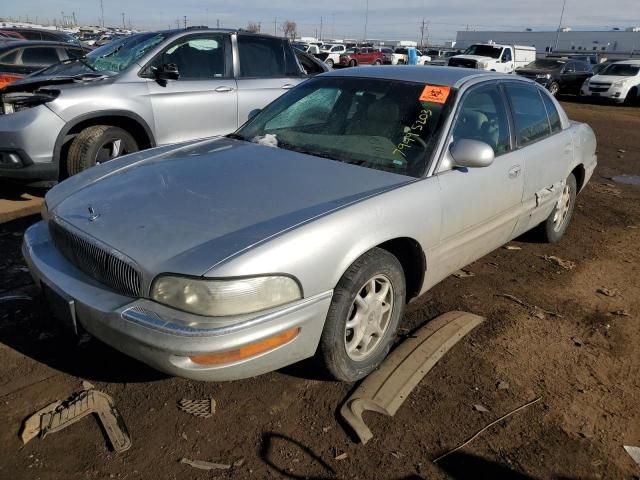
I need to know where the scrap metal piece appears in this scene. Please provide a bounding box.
[180,458,231,470]
[178,398,216,418]
[340,311,485,445]
[21,389,131,452]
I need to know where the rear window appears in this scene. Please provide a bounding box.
[540,92,562,134]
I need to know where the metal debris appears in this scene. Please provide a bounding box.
[453,269,475,278]
[20,389,131,452]
[473,404,490,413]
[178,398,216,418]
[340,311,485,444]
[180,458,231,470]
[624,446,640,467]
[504,245,522,251]
[610,310,631,316]
[542,255,576,270]
[597,287,619,297]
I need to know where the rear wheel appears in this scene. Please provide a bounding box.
[349,59,357,67]
[325,58,334,68]
[67,125,138,176]
[538,173,577,243]
[318,248,406,382]
[373,59,381,65]
[548,82,560,97]
[625,87,638,105]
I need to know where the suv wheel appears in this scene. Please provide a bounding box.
[548,82,560,97]
[326,58,334,68]
[67,125,139,176]
[625,87,638,105]
[538,173,577,243]
[318,248,406,382]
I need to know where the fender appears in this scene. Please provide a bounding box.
[52,110,156,166]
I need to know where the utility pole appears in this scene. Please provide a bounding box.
[364,0,369,41]
[183,16,187,29]
[258,22,261,33]
[420,18,425,47]
[274,17,277,36]
[554,0,567,52]
[176,19,180,29]
[100,0,104,28]
[72,12,77,26]
[320,16,323,41]
[121,12,125,30]
[216,19,220,28]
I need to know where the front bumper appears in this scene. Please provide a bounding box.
[22,221,332,381]
[579,85,628,102]
[0,105,65,180]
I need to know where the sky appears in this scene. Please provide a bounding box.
[2,0,639,43]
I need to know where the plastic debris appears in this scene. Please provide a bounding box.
[504,245,522,251]
[624,446,640,467]
[453,269,475,278]
[473,404,490,413]
[334,452,348,461]
[180,458,231,470]
[542,255,576,270]
[178,398,216,418]
[20,388,131,452]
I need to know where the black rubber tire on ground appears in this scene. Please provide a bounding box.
[318,248,406,382]
[537,173,577,243]
[66,125,139,176]
[326,58,334,68]
[373,59,381,65]
[548,82,560,97]
[349,59,357,67]
[624,87,638,106]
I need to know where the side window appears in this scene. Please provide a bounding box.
[0,48,19,63]
[505,83,552,147]
[155,34,229,79]
[20,47,61,67]
[540,91,562,134]
[502,48,512,62]
[66,48,85,59]
[452,85,511,156]
[564,62,576,73]
[238,36,287,78]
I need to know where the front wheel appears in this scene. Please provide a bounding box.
[349,59,357,67]
[537,173,577,243]
[373,59,381,65]
[325,58,334,68]
[66,125,138,176]
[318,248,406,382]
[624,87,638,105]
[548,82,560,97]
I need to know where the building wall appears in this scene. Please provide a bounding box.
[455,30,640,57]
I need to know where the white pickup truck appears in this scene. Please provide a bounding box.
[448,43,536,73]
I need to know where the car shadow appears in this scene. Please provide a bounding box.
[0,180,46,202]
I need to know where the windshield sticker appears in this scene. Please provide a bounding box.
[419,85,450,104]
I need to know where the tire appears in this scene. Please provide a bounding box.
[373,59,381,65]
[318,248,406,382]
[326,58,334,68]
[66,125,139,176]
[349,59,357,67]
[548,82,560,97]
[624,87,638,106]
[537,173,577,243]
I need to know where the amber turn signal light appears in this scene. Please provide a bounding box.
[190,327,300,366]
[0,74,23,90]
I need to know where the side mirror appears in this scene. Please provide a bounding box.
[248,108,261,120]
[154,63,180,81]
[450,139,495,168]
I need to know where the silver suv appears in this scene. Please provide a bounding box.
[0,29,317,183]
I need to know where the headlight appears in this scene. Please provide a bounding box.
[477,62,487,69]
[536,73,551,79]
[613,79,627,88]
[151,275,302,317]
[2,89,59,114]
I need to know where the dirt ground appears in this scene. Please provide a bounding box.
[0,100,639,480]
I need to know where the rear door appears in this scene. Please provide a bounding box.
[144,33,237,145]
[560,61,579,92]
[503,82,572,235]
[235,34,304,126]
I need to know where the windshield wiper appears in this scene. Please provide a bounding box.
[226,133,247,141]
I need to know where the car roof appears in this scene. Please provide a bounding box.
[323,65,503,88]
[0,40,83,50]
[7,27,71,35]
[612,59,640,65]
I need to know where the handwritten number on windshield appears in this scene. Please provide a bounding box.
[392,109,432,158]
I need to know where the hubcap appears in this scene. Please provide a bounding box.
[344,275,394,361]
[96,139,127,165]
[552,183,572,232]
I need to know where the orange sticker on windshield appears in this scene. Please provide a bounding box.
[419,85,450,104]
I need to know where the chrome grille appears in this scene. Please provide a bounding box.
[49,221,142,297]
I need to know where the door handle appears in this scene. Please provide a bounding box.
[281,84,295,90]
[508,165,521,179]
[214,86,234,93]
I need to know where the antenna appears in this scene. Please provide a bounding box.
[554,0,567,51]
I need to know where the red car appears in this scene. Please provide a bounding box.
[338,47,384,67]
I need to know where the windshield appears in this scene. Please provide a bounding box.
[600,64,640,76]
[235,77,452,177]
[522,59,564,70]
[464,45,502,58]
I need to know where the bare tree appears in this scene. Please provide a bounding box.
[246,21,260,33]
[281,20,297,40]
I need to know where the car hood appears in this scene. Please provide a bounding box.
[2,71,112,93]
[589,74,633,83]
[49,138,412,277]
[452,55,497,62]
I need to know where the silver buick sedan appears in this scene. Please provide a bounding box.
[23,66,597,382]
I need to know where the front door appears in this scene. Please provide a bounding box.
[428,83,524,284]
[145,33,238,145]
